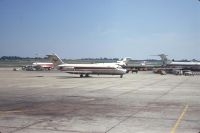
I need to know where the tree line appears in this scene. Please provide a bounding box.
[1,56,198,61]
[0,56,119,61]
[0,56,46,60]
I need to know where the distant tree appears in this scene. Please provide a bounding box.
[0,56,48,60]
[0,56,22,60]
[113,58,119,60]
[192,59,197,62]
[180,59,189,62]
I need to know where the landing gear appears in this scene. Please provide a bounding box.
[80,74,89,78]
[120,75,123,78]
[85,74,89,77]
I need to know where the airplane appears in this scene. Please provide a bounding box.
[157,54,200,71]
[47,54,129,78]
[32,62,54,70]
[153,54,200,75]
[21,62,54,71]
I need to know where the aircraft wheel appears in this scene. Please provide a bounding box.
[85,74,89,77]
[120,75,123,78]
[80,74,83,78]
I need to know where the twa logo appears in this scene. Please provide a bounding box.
[52,58,58,62]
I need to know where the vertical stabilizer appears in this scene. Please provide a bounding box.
[46,53,64,66]
[157,54,169,66]
[117,57,131,66]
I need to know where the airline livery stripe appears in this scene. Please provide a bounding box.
[73,67,116,70]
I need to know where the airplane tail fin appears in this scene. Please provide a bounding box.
[46,53,64,66]
[141,61,146,66]
[117,57,131,66]
[155,54,169,66]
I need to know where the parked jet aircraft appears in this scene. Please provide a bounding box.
[22,62,54,71]
[153,54,200,75]
[158,54,200,71]
[47,54,129,78]
[32,62,54,70]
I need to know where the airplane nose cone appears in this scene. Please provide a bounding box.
[120,68,127,74]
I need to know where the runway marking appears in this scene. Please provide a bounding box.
[170,104,188,133]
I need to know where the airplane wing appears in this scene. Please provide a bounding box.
[157,67,182,70]
[153,67,182,72]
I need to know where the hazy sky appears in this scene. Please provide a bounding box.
[0,0,200,59]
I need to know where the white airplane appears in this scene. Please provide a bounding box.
[152,54,200,75]
[32,62,54,70]
[157,54,200,71]
[22,62,54,71]
[47,54,130,78]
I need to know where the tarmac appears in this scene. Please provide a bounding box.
[0,68,200,133]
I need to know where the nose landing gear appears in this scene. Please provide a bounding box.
[80,74,90,78]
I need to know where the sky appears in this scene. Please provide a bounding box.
[0,0,200,60]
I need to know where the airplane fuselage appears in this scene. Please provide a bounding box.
[33,62,54,69]
[57,63,127,76]
[167,62,200,71]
